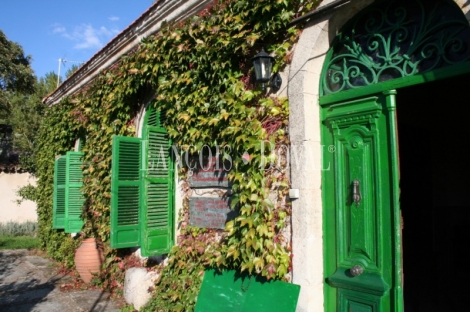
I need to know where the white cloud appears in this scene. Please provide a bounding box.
[52,26,66,34]
[108,16,119,21]
[99,26,115,37]
[73,24,103,49]
[53,23,118,50]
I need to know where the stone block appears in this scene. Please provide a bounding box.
[124,267,159,311]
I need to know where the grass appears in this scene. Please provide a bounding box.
[0,235,39,250]
[0,221,39,249]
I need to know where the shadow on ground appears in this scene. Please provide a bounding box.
[0,249,122,312]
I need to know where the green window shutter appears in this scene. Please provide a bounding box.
[141,126,174,256]
[146,104,166,128]
[64,151,85,233]
[53,156,66,229]
[111,135,142,248]
[77,137,85,151]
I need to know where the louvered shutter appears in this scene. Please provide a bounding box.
[53,156,66,229]
[111,135,142,248]
[64,152,85,233]
[146,105,166,128]
[141,126,174,256]
[77,137,85,151]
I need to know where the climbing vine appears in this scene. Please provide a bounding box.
[34,0,321,307]
[35,99,82,267]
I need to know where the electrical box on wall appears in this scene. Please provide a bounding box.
[289,189,299,199]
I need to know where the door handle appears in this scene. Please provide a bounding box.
[352,179,361,206]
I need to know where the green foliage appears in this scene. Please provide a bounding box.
[0,29,35,120]
[92,252,142,296]
[142,226,220,312]
[65,64,81,79]
[6,72,58,173]
[119,304,138,312]
[0,236,39,249]
[35,99,82,268]
[0,71,58,173]
[0,220,39,249]
[0,30,41,171]
[0,221,37,236]
[34,0,321,305]
[16,184,38,205]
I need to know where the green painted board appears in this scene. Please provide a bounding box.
[195,269,300,312]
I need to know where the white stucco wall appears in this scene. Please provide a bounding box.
[0,173,37,223]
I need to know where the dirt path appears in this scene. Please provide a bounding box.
[0,249,125,312]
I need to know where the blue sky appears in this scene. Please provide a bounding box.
[1,1,153,81]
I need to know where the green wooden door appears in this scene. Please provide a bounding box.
[322,92,402,312]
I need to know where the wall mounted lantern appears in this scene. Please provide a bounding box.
[251,48,282,92]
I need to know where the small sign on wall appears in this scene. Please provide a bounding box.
[188,156,232,188]
[189,197,237,229]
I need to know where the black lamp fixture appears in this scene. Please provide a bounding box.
[251,48,282,92]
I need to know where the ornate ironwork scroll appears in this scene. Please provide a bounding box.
[322,0,470,95]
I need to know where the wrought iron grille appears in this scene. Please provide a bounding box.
[322,0,470,95]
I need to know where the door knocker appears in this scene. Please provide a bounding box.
[352,179,361,207]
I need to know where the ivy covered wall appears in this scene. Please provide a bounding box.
[35,0,321,309]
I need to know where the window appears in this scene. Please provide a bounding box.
[110,105,174,256]
[52,151,85,233]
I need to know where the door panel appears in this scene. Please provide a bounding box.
[322,92,403,312]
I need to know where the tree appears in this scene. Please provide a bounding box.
[7,72,58,172]
[0,30,35,120]
[65,64,80,79]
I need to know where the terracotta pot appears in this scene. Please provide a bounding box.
[74,238,104,283]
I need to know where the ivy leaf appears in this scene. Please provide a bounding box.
[220,110,230,120]
[208,118,219,125]
[241,261,254,274]
[239,216,253,228]
[227,245,240,260]
[256,224,269,237]
[179,114,190,122]
[128,68,139,74]
[225,220,235,235]
[253,257,265,272]
[270,106,281,116]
